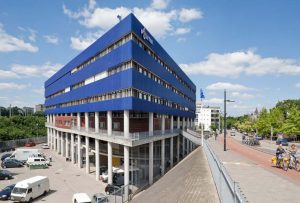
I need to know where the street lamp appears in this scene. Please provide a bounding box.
[224,89,235,151]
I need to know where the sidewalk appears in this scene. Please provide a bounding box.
[208,137,300,203]
[131,147,219,203]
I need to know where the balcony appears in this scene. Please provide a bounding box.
[45,122,181,147]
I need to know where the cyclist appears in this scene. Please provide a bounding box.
[276,144,285,162]
[288,144,298,168]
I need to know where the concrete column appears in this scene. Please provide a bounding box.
[161,139,165,175]
[77,113,80,129]
[124,110,129,138]
[124,145,129,198]
[149,112,153,136]
[53,114,56,126]
[78,135,82,168]
[47,115,49,123]
[177,116,180,129]
[107,142,113,184]
[170,137,174,167]
[85,112,89,131]
[85,136,90,174]
[182,137,185,157]
[95,139,100,181]
[66,133,69,158]
[149,142,153,184]
[71,133,75,164]
[61,133,64,156]
[47,128,50,145]
[57,132,61,154]
[161,115,165,134]
[183,117,186,130]
[95,112,99,133]
[177,135,180,162]
[54,130,57,151]
[107,111,112,136]
[170,115,174,133]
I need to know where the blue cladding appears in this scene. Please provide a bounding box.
[45,13,196,118]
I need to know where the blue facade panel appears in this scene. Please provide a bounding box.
[132,42,195,100]
[45,14,133,88]
[46,97,133,114]
[131,98,194,118]
[45,42,133,97]
[45,69,133,106]
[132,69,195,111]
[130,15,196,91]
[44,13,196,117]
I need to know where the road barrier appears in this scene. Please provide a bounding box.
[0,136,47,152]
[203,139,248,203]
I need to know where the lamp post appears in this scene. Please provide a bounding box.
[224,89,234,151]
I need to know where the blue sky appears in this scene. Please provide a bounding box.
[0,0,300,116]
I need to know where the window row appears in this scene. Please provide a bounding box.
[70,33,133,74]
[45,87,194,114]
[132,61,195,103]
[132,33,196,94]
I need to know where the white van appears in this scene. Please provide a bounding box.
[10,176,50,202]
[26,157,50,167]
[10,149,42,163]
[72,193,91,203]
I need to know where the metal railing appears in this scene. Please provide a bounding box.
[203,139,248,203]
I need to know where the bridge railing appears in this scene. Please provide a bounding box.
[203,139,248,203]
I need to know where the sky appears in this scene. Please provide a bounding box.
[0,0,300,116]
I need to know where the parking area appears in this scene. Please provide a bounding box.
[0,144,107,202]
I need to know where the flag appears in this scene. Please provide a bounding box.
[200,88,205,100]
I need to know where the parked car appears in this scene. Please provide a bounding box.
[230,131,235,136]
[105,184,122,195]
[26,157,50,167]
[276,138,289,146]
[24,142,36,147]
[0,170,13,180]
[9,148,42,163]
[11,176,50,202]
[1,159,23,168]
[92,193,108,203]
[0,184,15,200]
[41,144,50,149]
[0,153,12,162]
[256,135,263,140]
[105,184,132,196]
[72,193,91,203]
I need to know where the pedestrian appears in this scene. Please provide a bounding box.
[215,133,217,140]
[49,155,52,162]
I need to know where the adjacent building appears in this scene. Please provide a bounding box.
[35,104,44,113]
[22,107,34,115]
[44,14,196,193]
[195,102,220,131]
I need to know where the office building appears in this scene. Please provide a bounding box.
[45,14,196,192]
[195,102,220,131]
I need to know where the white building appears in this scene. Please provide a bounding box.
[195,103,220,131]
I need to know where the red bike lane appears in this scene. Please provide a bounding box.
[220,136,300,184]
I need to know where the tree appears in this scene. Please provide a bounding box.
[280,107,300,135]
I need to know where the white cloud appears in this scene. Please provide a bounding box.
[44,35,59,44]
[0,83,27,90]
[295,83,300,89]
[151,0,169,10]
[179,8,203,22]
[180,50,300,77]
[32,88,44,95]
[0,24,38,52]
[230,92,255,99]
[0,96,8,100]
[206,82,251,92]
[70,31,103,51]
[10,62,62,78]
[0,69,19,79]
[63,2,203,39]
[173,27,191,35]
[205,98,223,104]
[176,37,186,43]
[28,28,37,42]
